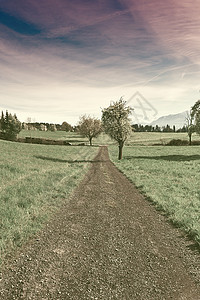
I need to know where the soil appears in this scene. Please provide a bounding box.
[0,146,200,299]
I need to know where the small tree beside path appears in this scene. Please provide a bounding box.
[101,97,133,160]
[78,115,102,146]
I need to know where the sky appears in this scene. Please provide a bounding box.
[0,0,200,125]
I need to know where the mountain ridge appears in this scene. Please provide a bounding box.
[150,111,188,129]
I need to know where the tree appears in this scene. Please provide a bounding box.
[0,111,5,132]
[191,100,200,134]
[39,124,47,131]
[101,97,133,160]
[49,124,57,131]
[155,125,161,132]
[78,115,102,146]
[162,124,173,132]
[0,110,22,140]
[185,110,195,145]
[61,121,73,132]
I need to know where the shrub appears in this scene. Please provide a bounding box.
[166,139,189,146]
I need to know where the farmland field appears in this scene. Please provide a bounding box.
[1,130,200,263]
[0,138,98,263]
[18,130,88,144]
[109,143,200,244]
[18,129,114,146]
[126,131,200,145]
[18,129,200,146]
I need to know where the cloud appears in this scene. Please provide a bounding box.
[125,0,200,63]
[0,0,200,124]
[0,0,129,36]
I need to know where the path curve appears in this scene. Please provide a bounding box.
[0,146,200,299]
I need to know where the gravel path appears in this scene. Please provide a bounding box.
[0,146,200,299]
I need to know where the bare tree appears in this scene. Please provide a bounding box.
[78,115,102,146]
[185,110,195,145]
[101,97,133,160]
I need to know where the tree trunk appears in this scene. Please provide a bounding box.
[189,133,192,145]
[118,142,124,160]
[89,137,92,146]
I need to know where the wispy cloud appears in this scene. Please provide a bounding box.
[127,0,200,62]
[0,0,200,124]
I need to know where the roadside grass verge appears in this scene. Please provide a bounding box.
[0,140,98,264]
[109,145,200,244]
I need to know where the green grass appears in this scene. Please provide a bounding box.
[18,130,114,146]
[109,144,200,244]
[18,130,88,144]
[19,130,200,146]
[0,139,98,263]
[127,131,200,146]
[1,130,199,264]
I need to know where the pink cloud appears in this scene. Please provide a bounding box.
[1,0,200,91]
[123,0,200,63]
[0,0,165,66]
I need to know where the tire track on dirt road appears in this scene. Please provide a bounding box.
[0,146,200,299]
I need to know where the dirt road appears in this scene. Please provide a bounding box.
[0,146,200,299]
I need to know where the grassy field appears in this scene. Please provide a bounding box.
[109,143,200,244]
[1,130,200,263]
[18,129,200,146]
[18,130,88,144]
[127,131,200,146]
[18,129,114,146]
[0,138,98,263]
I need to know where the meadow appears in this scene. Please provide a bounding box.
[126,131,200,146]
[0,138,98,263]
[18,130,88,144]
[18,129,200,145]
[109,139,200,244]
[1,130,200,264]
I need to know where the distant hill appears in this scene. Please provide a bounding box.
[150,111,188,129]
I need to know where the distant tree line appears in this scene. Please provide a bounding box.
[1,98,200,157]
[22,121,73,132]
[0,110,75,141]
[132,124,188,133]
